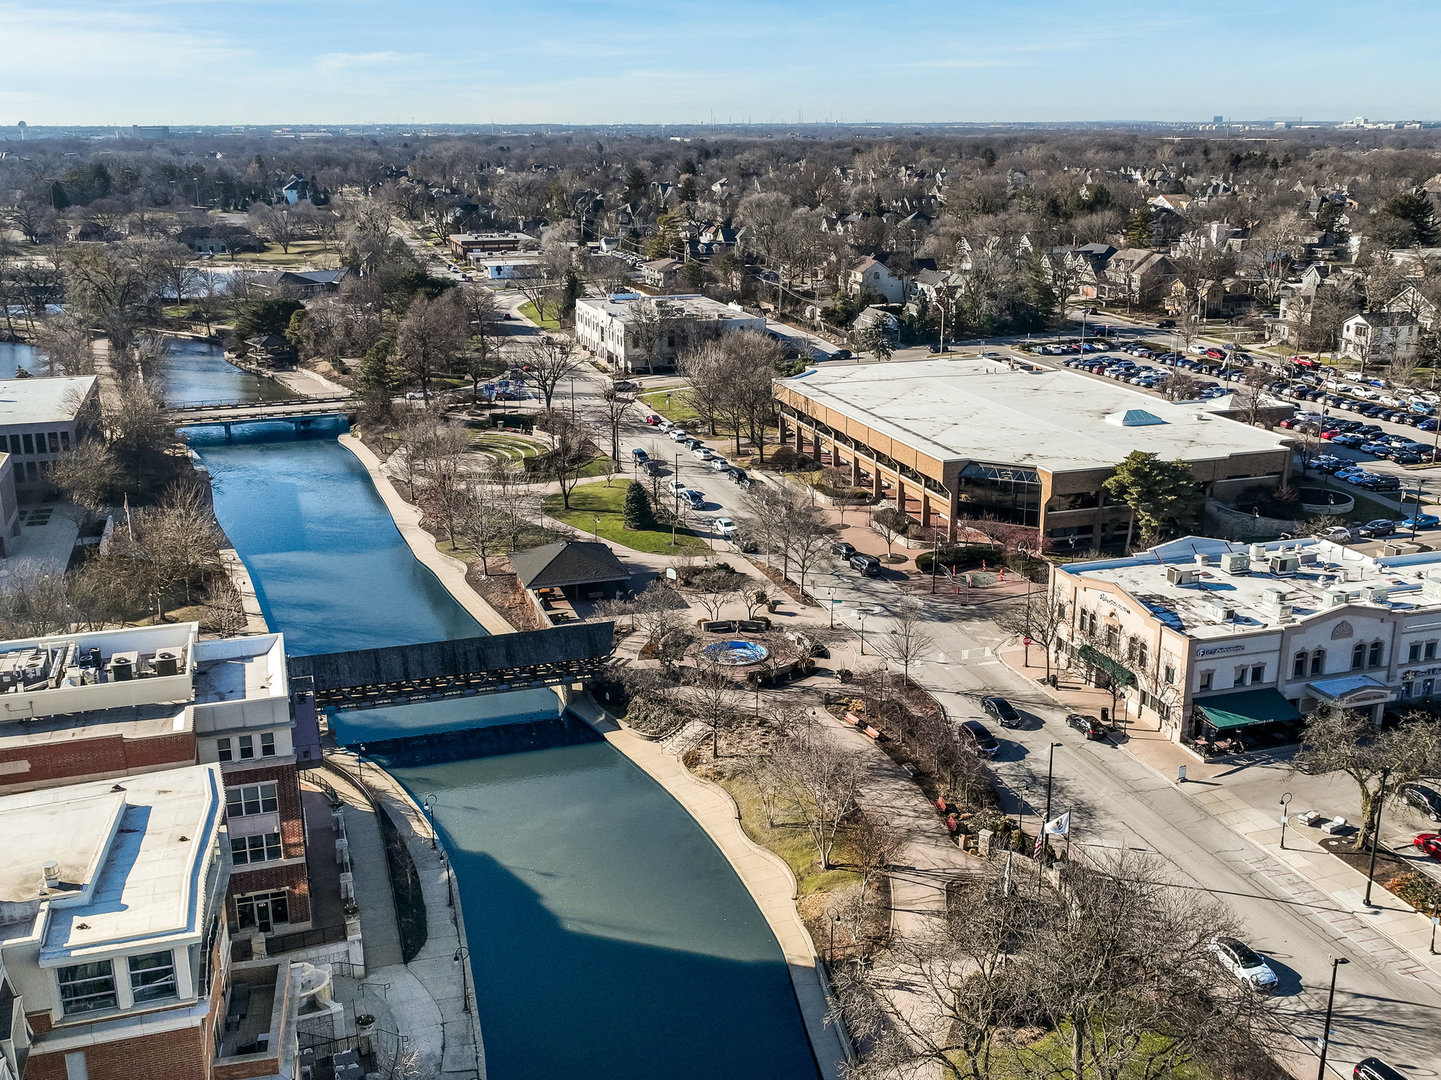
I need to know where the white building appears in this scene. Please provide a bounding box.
[1341,311,1421,364]
[0,376,101,491]
[573,293,765,372]
[1052,536,1441,753]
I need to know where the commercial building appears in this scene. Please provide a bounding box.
[447,231,537,260]
[0,378,101,492]
[0,624,318,944]
[1051,536,1441,751]
[0,454,20,557]
[774,359,1294,550]
[0,764,303,1080]
[574,293,765,372]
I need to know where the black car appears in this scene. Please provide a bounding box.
[982,696,1022,729]
[726,466,748,483]
[1156,318,1176,329]
[830,349,853,360]
[1354,1059,1412,1080]
[1358,518,1398,538]
[1066,713,1109,740]
[831,541,857,559]
[959,719,1000,757]
[1401,782,1441,822]
[849,552,881,577]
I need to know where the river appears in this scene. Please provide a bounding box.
[176,344,820,1080]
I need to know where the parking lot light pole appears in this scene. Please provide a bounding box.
[858,611,868,655]
[1363,767,1392,907]
[453,947,471,1014]
[1316,956,1349,1080]
[422,794,439,850]
[1038,741,1062,884]
[1279,791,1292,849]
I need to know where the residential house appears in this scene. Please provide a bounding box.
[247,268,353,297]
[573,294,765,372]
[843,257,904,304]
[1341,311,1421,363]
[1096,249,1175,309]
[640,258,683,290]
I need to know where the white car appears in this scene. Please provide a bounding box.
[692,446,713,461]
[667,478,686,495]
[669,429,690,442]
[1207,936,1278,992]
[709,457,730,471]
[1319,526,1355,543]
[714,517,738,537]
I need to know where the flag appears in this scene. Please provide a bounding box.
[1044,811,1071,838]
[1033,831,1044,858]
[1002,850,1013,896]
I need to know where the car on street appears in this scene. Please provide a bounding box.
[1319,526,1356,542]
[958,719,1000,757]
[1401,783,1441,822]
[830,349,852,360]
[849,552,881,576]
[1066,713,1109,740]
[692,446,714,461]
[631,448,649,463]
[1207,936,1279,992]
[831,541,857,559]
[725,466,748,483]
[713,517,737,537]
[1412,833,1441,861]
[1358,519,1400,538]
[643,460,664,476]
[982,696,1022,729]
[683,490,705,509]
[1403,515,1440,531]
[1354,1058,1412,1080]
[668,428,690,442]
[709,457,730,471]
[667,477,686,495]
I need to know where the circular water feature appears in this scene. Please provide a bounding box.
[701,640,770,667]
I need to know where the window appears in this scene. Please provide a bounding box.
[1234,665,1249,686]
[1369,641,1384,668]
[1251,664,1265,684]
[230,832,282,865]
[1199,670,1213,691]
[235,890,290,931]
[1163,664,1176,685]
[1427,641,1438,661]
[1105,625,1119,650]
[1410,642,1423,663]
[216,738,232,763]
[21,433,33,456]
[1294,651,1307,679]
[64,1052,87,1080]
[226,782,277,818]
[1352,642,1367,671]
[1136,643,1149,669]
[57,960,117,1015]
[60,431,71,451]
[1311,649,1326,675]
[260,732,275,757]
[127,951,177,1004]
[47,432,60,453]
[238,735,254,760]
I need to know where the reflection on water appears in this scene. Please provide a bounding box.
[0,341,42,379]
[160,339,294,406]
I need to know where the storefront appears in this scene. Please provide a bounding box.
[1191,688,1303,754]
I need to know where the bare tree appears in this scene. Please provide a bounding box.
[458,283,507,401]
[686,566,740,622]
[537,410,596,510]
[688,668,743,757]
[31,314,95,377]
[523,334,582,411]
[595,383,635,463]
[992,586,1066,682]
[248,202,301,254]
[877,597,937,681]
[872,505,911,556]
[395,291,468,400]
[774,725,862,869]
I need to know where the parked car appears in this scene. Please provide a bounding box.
[1412,833,1441,861]
[713,517,738,538]
[1319,526,1356,542]
[709,457,730,471]
[668,428,690,442]
[830,349,853,360]
[1156,318,1176,329]
[1403,515,1440,530]
[982,696,1022,729]
[958,719,1000,757]
[1358,519,1399,538]
[683,489,705,509]
[631,448,649,463]
[726,466,748,483]
[643,460,664,476]
[1401,783,1441,822]
[1207,936,1278,992]
[692,446,714,461]
[831,541,857,559]
[1066,713,1108,740]
[849,552,881,577]
[1354,1058,1412,1080]
[667,477,686,495]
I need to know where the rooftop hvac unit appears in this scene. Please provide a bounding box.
[109,651,138,682]
[1249,543,1268,561]
[1268,554,1301,575]
[1298,550,1320,565]
[1166,565,1200,586]
[1195,553,1217,568]
[1423,572,1441,602]
[1323,588,1351,609]
[1219,552,1251,575]
[1208,599,1235,622]
[154,650,180,678]
[1363,585,1390,605]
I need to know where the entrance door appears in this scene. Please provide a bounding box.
[254,896,274,934]
[1425,679,1435,700]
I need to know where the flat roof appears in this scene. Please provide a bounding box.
[1061,536,1441,641]
[778,360,1292,473]
[0,376,98,427]
[0,764,223,962]
[576,293,762,323]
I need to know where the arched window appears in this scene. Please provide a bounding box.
[1293,651,1307,679]
[1352,642,1367,671]
[1310,648,1326,675]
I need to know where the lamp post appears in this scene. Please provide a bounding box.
[1279,791,1293,850]
[827,587,835,629]
[1038,741,1062,883]
[930,531,940,594]
[453,947,472,1014]
[422,794,439,850]
[1363,767,1392,907]
[858,611,868,655]
[1316,956,1349,1080]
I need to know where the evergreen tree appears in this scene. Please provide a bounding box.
[623,481,653,530]
[1102,452,1203,549]
[1380,188,1440,247]
[624,165,648,202]
[1025,252,1057,328]
[1123,208,1153,247]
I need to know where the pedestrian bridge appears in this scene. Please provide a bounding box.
[286,622,615,709]
[169,395,357,430]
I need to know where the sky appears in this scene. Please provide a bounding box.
[1,0,1437,127]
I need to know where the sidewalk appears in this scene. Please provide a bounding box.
[323,756,486,1080]
[994,640,1441,985]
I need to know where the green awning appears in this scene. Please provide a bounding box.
[1077,644,1136,687]
[1196,689,1302,731]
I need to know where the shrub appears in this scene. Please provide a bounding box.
[915,544,1005,573]
[769,446,819,472]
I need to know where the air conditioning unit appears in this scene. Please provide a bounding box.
[1219,552,1251,575]
[1195,553,1217,568]
[1208,598,1235,622]
[154,650,180,678]
[1323,588,1351,609]
[1422,572,1441,603]
[1268,554,1301,575]
[1363,585,1390,605]
[108,651,138,682]
[1166,565,1200,586]
[1298,550,1320,566]
[1249,543,1268,561]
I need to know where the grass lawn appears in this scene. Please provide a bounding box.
[469,431,541,462]
[518,300,562,331]
[713,771,860,896]
[224,240,340,267]
[542,480,708,554]
[975,1024,1214,1080]
[640,388,702,426]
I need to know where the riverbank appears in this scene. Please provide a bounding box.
[566,693,850,1080]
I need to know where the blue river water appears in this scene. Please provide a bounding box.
[177,345,820,1080]
[0,341,42,378]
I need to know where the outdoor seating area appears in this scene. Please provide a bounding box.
[300,1045,372,1080]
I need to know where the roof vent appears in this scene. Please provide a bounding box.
[1195,553,1217,568]
[42,861,60,889]
[1105,408,1167,427]
[1166,565,1200,586]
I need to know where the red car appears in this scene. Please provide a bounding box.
[1413,833,1441,861]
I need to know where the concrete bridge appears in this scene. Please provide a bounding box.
[168,395,357,434]
[286,622,616,710]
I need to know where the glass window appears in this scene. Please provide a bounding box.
[57,960,117,1015]
[21,433,33,456]
[1428,641,1438,661]
[47,432,60,453]
[238,735,254,760]
[127,951,177,1004]
[1352,642,1367,670]
[1199,670,1213,691]
[1164,664,1176,685]
[1293,651,1307,678]
[1369,641,1383,668]
[1251,664,1265,683]
[1311,649,1325,675]
[216,738,232,763]
[1410,642,1423,663]
[260,732,275,757]
[230,833,282,865]
[60,431,71,451]
[226,782,277,818]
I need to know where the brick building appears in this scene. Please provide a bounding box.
[0,624,318,945]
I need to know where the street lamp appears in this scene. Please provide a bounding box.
[1279,791,1293,850]
[858,611,869,655]
[1316,956,1349,1080]
[453,947,472,1014]
[422,793,439,850]
[1038,741,1062,884]
[1363,767,1392,907]
[827,587,835,629]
